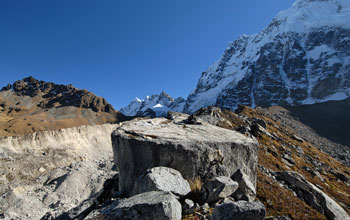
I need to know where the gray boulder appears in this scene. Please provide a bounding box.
[231,169,256,202]
[85,191,182,220]
[275,171,350,220]
[203,176,239,204]
[212,199,266,220]
[112,118,258,195]
[133,166,191,196]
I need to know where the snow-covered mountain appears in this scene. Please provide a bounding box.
[120,92,185,117]
[184,0,350,113]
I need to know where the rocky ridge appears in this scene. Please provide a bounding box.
[0,77,125,136]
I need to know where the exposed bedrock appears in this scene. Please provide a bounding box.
[111,118,258,196]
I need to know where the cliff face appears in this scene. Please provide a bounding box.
[0,76,125,136]
[0,123,118,219]
[184,0,350,113]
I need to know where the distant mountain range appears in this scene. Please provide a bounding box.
[120,92,185,117]
[122,0,350,115]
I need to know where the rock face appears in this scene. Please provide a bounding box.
[112,117,258,196]
[0,76,124,136]
[86,191,182,220]
[133,166,191,196]
[274,171,350,220]
[184,0,350,113]
[212,199,266,220]
[120,91,186,117]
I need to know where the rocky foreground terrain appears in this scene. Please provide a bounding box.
[1,105,349,220]
[0,76,125,136]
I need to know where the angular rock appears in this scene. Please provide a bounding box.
[231,169,256,202]
[275,171,350,220]
[212,199,266,220]
[112,118,258,195]
[203,176,239,204]
[182,199,195,215]
[85,191,182,220]
[133,166,191,196]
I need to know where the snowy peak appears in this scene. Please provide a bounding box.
[271,0,350,34]
[184,0,350,113]
[120,92,186,117]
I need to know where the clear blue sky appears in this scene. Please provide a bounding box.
[0,0,295,109]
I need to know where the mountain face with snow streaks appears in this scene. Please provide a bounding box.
[184,0,350,113]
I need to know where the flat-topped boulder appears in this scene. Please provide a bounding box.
[112,118,258,195]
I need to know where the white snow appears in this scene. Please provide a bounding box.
[152,104,163,108]
[274,0,350,34]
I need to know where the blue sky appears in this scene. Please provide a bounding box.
[0,0,295,109]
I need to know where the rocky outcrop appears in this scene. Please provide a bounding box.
[274,171,350,220]
[184,0,350,113]
[120,91,186,117]
[111,117,258,196]
[86,191,182,220]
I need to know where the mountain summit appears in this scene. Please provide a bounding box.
[184,0,350,113]
[0,76,124,136]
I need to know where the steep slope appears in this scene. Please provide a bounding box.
[0,76,125,136]
[264,99,350,166]
[120,91,185,117]
[190,106,350,219]
[184,0,350,113]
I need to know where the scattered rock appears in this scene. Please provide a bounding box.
[330,170,349,182]
[212,199,266,220]
[231,169,256,202]
[292,135,304,143]
[274,171,350,220]
[85,191,182,220]
[133,166,191,196]
[202,176,239,204]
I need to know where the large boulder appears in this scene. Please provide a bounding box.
[112,118,258,195]
[133,166,191,196]
[212,199,266,220]
[85,191,182,220]
[275,171,350,220]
